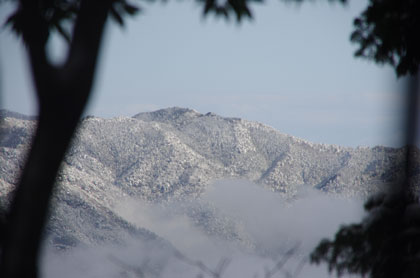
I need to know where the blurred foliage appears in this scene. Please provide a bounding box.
[351,0,420,77]
[4,0,140,45]
[311,190,420,278]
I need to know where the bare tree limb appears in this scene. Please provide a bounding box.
[174,250,231,278]
[264,244,299,278]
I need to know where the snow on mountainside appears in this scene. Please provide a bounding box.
[0,107,415,251]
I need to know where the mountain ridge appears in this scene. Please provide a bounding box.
[0,107,416,251]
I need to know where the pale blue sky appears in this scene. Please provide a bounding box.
[0,0,408,147]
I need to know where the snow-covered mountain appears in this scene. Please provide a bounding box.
[0,107,414,253]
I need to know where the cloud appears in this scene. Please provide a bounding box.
[203,179,365,254]
[41,179,366,278]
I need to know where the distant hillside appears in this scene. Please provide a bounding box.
[0,107,415,250]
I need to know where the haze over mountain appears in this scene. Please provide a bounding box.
[0,107,416,277]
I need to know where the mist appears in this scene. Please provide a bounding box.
[41,179,365,278]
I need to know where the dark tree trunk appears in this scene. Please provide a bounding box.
[0,0,112,277]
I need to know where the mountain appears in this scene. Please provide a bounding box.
[0,107,414,253]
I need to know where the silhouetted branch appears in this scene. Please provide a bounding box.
[173,250,231,278]
[264,244,299,278]
[280,256,307,278]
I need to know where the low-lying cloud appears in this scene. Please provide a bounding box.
[41,179,366,278]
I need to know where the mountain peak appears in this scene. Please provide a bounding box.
[133,107,202,125]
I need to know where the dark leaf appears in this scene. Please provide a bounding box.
[123,3,140,15]
[110,6,124,26]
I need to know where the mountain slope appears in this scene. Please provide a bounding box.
[0,107,414,250]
